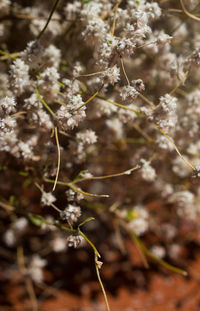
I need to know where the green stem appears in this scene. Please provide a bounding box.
[130,231,187,276]
[97,95,140,114]
[36,88,55,118]
[95,253,110,311]
[79,230,101,257]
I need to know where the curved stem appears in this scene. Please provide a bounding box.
[37,0,60,40]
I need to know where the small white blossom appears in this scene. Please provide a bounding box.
[13,217,28,231]
[76,129,97,145]
[67,235,83,248]
[140,159,156,182]
[41,191,56,206]
[10,59,30,95]
[128,205,149,236]
[29,255,47,283]
[106,118,124,140]
[120,85,138,101]
[60,204,81,224]
[0,96,16,115]
[149,94,177,134]
[21,40,44,68]
[102,65,120,85]
[151,245,166,259]
[3,229,16,247]
[51,235,67,252]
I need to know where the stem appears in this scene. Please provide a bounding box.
[157,126,195,171]
[79,230,101,257]
[74,91,99,112]
[69,183,109,198]
[95,253,111,311]
[130,231,187,276]
[120,56,130,85]
[111,0,123,36]
[74,165,140,183]
[37,0,60,40]
[44,179,109,198]
[97,95,140,114]
[180,0,200,21]
[138,93,155,109]
[169,71,189,95]
[52,127,61,192]
[36,88,55,118]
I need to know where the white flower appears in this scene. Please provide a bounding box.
[3,229,16,247]
[102,65,120,85]
[120,85,138,101]
[128,205,149,236]
[0,96,16,114]
[10,59,30,95]
[140,159,156,182]
[106,118,124,140]
[149,94,177,134]
[51,235,67,252]
[13,217,28,231]
[41,192,56,206]
[151,245,166,259]
[67,235,83,248]
[21,40,44,68]
[60,204,81,224]
[76,129,97,145]
[29,255,47,283]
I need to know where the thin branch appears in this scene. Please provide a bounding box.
[17,246,38,311]
[169,71,189,95]
[180,0,200,21]
[37,0,60,40]
[78,70,106,77]
[157,126,195,171]
[120,56,130,85]
[95,253,111,311]
[36,88,56,118]
[111,0,123,36]
[138,93,155,109]
[44,179,109,198]
[74,165,140,183]
[52,127,61,192]
[74,91,99,112]
[97,95,140,114]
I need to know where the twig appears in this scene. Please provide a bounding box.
[74,91,99,112]
[169,71,189,95]
[97,95,140,114]
[120,56,130,85]
[17,246,38,311]
[37,0,60,40]
[180,0,200,22]
[36,88,56,118]
[111,0,123,36]
[52,127,61,192]
[95,253,111,311]
[157,126,195,171]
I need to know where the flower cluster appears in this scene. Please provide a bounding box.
[1,0,200,299]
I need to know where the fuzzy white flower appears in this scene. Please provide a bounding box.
[60,204,81,224]
[140,159,156,182]
[128,205,149,236]
[10,59,30,95]
[41,192,56,206]
[120,85,138,101]
[29,255,47,283]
